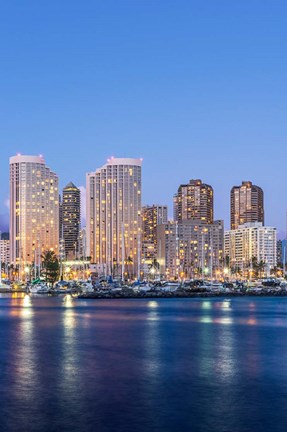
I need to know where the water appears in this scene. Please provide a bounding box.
[0,295,287,432]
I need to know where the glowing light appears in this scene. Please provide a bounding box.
[148,301,158,309]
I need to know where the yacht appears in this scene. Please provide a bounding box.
[29,283,50,294]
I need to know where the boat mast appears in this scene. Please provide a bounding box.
[121,221,125,282]
[137,229,141,281]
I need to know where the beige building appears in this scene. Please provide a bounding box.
[231,181,264,230]
[224,222,276,276]
[10,155,59,268]
[86,157,142,278]
[157,220,224,279]
[174,179,213,224]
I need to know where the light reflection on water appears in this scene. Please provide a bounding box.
[0,297,287,432]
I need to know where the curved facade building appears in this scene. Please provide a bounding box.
[10,155,59,268]
[86,157,142,278]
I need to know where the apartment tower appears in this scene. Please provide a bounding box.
[86,157,142,278]
[174,179,213,224]
[10,155,59,268]
[230,181,264,230]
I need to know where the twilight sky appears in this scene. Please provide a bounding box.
[0,1,286,235]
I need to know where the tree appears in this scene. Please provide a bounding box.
[41,250,60,285]
[257,260,266,278]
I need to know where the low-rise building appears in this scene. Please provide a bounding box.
[157,220,224,279]
[224,222,277,276]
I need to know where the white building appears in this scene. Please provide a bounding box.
[86,157,142,278]
[10,155,59,268]
[0,239,10,266]
[224,222,277,276]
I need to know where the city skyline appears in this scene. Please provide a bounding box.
[0,152,286,238]
[1,1,287,235]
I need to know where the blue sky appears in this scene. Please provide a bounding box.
[0,1,286,235]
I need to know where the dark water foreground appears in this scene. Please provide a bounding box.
[0,294,287,432]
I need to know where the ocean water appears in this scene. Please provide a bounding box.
[0,294,287,432]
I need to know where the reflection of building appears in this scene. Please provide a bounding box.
[142,205,168,263]
[157,220,224,279]
[62,182,81,259]
[174,179,213,224]
[230,181,264,230]
[10,155,59,267]
[86,157,142,277]
[224,222,276,275]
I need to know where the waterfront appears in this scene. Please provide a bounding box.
[1,295,287,432]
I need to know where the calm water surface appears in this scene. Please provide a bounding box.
[0,294,287,432]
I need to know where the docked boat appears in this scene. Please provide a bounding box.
[29,283,50,294]
[0,282,12,293]
[80,282,94,293]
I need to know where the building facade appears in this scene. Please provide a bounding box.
[62,182,81,259]
[224,222,276,276]
[86,157,142,278]
[78,227,87,259]
[0,239,10,266]
[230,181,264,230]
[157,220,224,279]
[142,205,168,264]
[174,179,213,224]
[9,155,59,268]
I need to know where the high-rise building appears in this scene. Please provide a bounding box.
[10,155,59,268]
[224,222,276,276]
[142,205,168,264]
[230,181,264,230]
[86,157,142,278]
[62,182,81,260]
[157,220,224,279]
[174,179,213,224]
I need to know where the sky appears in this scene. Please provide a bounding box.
[0,0,286,235]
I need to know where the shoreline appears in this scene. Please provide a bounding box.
[77,290,287,300]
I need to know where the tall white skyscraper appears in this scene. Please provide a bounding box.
[10,155,59,269]
[86,157,142,278]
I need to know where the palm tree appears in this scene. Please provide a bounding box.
[41,250,60,285]
[257,260,266,278]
